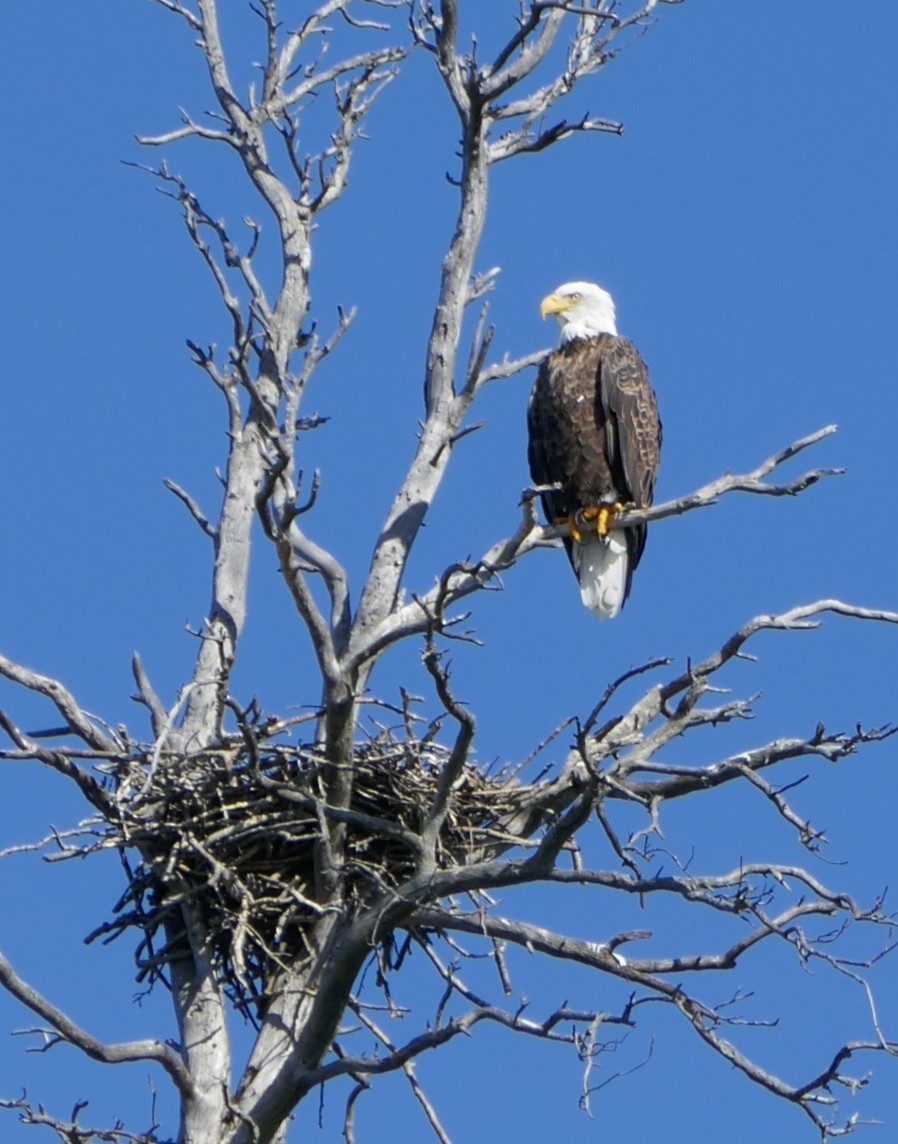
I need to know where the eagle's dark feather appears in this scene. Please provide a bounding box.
[528,333,662,610]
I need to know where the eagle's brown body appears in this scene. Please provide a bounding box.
[528,333,662,615]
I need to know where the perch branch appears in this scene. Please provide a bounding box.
[353,427,841,669]
[614,424,842,529]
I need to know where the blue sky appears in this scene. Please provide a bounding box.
[1,2,897,1141]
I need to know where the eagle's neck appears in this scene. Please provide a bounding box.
[559,313,618,343]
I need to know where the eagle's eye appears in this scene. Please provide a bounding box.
[568,292,581,302]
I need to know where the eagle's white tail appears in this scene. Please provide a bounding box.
[572,531,628,621]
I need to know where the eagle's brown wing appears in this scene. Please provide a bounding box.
[595,336,662,570]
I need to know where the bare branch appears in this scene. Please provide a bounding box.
[283,46,405,111]
[150,0,202,32]
[419,642,477,867]
[130,653,168,741]
[163,479,218,540]
[0,950,193,1097]
[481,8,567,100]
[0,654,118,754]
[489,113,624,162]
[474,346,547,386]
[483,0,663,163]
[0,1094,161,1144]
[409,903,896,1135]
[348,1000,454,1144]
[615,424,843,529]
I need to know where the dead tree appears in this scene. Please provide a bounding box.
[1,3,896,1142]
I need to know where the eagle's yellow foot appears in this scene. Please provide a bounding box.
[596,503,623,537]
[575,503,623,539]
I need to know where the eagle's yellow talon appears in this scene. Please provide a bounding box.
[568,504,623,540]
[595,502,624,538]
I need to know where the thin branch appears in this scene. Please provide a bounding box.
[0,951,193,1097]
[131,653,168,741]
[419,642,477,867]
[409,903,894,1134]
[0,1094,162,1144]
[163,479,218,540]
[150,0,202,32]
[348,1000,454,1144]
[0,655,118,754]
[613,424,842,530]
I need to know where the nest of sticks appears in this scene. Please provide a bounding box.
[88,732,527,1017]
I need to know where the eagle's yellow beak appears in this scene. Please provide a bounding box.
[540,292,571,320]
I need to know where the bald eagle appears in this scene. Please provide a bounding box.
[527,281,662,620]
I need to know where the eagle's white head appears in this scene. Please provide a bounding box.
[540,281,618,342]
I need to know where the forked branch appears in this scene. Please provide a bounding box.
[0,951,193,1097]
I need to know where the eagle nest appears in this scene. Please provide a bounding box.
[83,733,527,1017]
